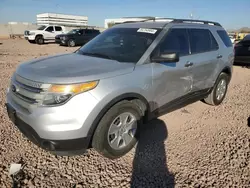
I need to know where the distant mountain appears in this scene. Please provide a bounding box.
[227,27,250,33]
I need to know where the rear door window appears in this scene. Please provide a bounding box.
[157,28,190,56]
[93,30,100,34]
[210,32,219,50]
[217,30,233,47]
[55,26,62,31]
[188,28,217,54]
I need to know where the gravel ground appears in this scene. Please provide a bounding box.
[0,39,249,188]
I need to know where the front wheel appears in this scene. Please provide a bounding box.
[35,36,44,45]
[203,72,229,106]
[92,101,142,159]
[68,39,76,47]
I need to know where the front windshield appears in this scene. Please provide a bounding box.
[37,25,46,30]
[76,27,162,63]
[68,29,80,34]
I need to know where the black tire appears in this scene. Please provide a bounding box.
[28,40,35,44]
[203,72,229,106]
[92,100,142,159]
[68,39,76,47]
[35,36,44,45]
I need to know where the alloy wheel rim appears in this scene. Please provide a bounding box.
[107,112,137,150]
[39,38,43,43]
[70,40,75,46]
[216,79,227,100]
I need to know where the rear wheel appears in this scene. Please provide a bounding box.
[68,39,76,47]
[203,72,229,106]
[35,36,44,45]
[92,100,142,159]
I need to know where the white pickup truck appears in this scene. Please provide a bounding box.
[24,25,67,44]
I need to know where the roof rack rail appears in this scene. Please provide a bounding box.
[142,17,222,26]
[121,17,221,26]
[172,19,221,26]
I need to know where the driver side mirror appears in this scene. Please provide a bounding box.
[151,52,179,63]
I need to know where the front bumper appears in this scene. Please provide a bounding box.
[234,56,250,64]
[55,38,67,45]
[6,103,90,156]
[6,89,100,155]
[24,35,35,41]
[55,38,62,44]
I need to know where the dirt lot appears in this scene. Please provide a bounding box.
[0,39,249,188]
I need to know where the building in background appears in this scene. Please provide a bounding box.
[36,13,88,27]
[104,16,173,28]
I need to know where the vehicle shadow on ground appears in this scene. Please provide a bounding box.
[130,119,175,188]
[233,63,250,69]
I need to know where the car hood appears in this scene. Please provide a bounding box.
[16,53,135,84]
[56,34,74,38]
[55,34,66,38]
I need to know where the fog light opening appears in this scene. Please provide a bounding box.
[42,141,55,151]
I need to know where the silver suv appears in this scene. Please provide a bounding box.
[6,18,234,159]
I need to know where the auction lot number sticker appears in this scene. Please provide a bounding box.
[137,28,157,34]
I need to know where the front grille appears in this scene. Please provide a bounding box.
[14,91,38,104]
[24,30,30,36]
[10,74,48,107]
[13,79,42,93]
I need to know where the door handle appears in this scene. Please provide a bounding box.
[217,55,223,59]
[185,61,193,67]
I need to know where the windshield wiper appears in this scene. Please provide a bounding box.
[79,52,114,60]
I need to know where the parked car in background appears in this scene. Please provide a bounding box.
[6,18,233,159]
[24,25,67,44]
[234,34,250,65]
[55,28,100,47]
[229,35,235,44]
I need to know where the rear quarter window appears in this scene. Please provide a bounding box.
[217,30,233,47]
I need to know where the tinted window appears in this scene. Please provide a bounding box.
[92,30,100,34]
[77,27,162,63]
[217,30,233,47]
[78,30,84,35]
[189,29,217,53]
[85,29,100,34]
[85,30,93,34]
[55,26,62,31]
[45,26,54,32]
[157,29,189,56]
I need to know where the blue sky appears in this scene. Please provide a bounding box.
[0,0,249,29]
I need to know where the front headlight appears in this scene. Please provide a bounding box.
[61,36,67,40]
[42,81,98,106]
[29,32,35,35]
